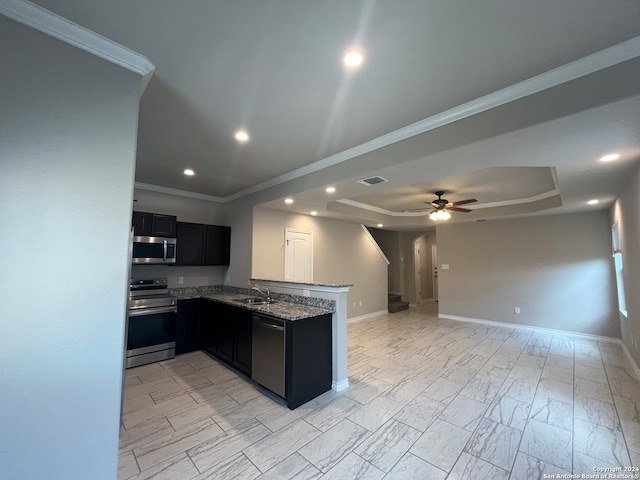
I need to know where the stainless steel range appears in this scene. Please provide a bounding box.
[126,278,177,368]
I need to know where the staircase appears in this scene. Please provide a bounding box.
[388,293,409,313]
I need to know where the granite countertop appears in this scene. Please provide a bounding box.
[170,286,334,321]
[250,278,353,288]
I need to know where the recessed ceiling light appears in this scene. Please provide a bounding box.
[284,198,293,204]
[377,224,383,228]
[235,130,249,142]
[587,199,599,205]
[325,187,336,193]
[310,211,318,216]
[600,153,620,162]
[343,50,364,68]
[183,168,195,176]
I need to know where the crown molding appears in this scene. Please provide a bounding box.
[223,36,640,203]
[337,188,561,217]
[134,182,226,203]
[0,0,155,92]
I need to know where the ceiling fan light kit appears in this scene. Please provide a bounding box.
[429,210,451,221]
[428,190,477,221]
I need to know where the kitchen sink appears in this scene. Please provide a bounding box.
[236,296,276,305]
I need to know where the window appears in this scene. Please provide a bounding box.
[611,221,627,316]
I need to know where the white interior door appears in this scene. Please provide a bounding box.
[284,228,313,282]
[414,242,421,303]
[432,244,438,301]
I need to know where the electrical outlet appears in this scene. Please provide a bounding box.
[359,300,362,306]
[178,276,184,285]
[514,307,520,314]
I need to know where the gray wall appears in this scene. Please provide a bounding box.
[416,234,436,300]
[131,189,227,287]
[611,163,640,364]
[399,231,435,303]
[367,229,436,302]
[221,200,255,287]
[436,211,619,337]
[0,18,141,479]
[252,207,388,318]
[369,228,402,295]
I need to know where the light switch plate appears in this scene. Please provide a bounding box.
[441,264,449,270]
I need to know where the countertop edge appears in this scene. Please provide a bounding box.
[172,289,334,321]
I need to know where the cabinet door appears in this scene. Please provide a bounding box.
[233,312,252,375]
[200,300,218,355]
[286,313,332,409]
[176,222,205,265]
[132,211,153,236]
[204,225,231,265]
[151,214,177,237]
[176,299,201,355]
[215,304,234,362]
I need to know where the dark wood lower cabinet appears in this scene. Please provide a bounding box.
[201,300,252,376]
[176,299,202,355]
[234,315,253,375]
[215,304,235,363]
[176,298,331,408]
[286,313,332,409]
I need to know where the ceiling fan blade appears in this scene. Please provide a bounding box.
[447,206,472,212]
[450,198,477,206]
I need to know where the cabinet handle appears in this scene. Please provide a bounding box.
[254,320,284,331]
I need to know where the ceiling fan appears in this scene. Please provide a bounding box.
[412,191,478,220]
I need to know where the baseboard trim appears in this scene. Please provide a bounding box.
[332,379,350,392]
[620,342,640,383]
[438,313,620,344]
[348,309,388,324]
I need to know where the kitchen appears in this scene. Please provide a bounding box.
[126,207,339,409]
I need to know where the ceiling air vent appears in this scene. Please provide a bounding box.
[357,176,388,186]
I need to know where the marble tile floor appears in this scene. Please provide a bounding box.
[119,302,640,479]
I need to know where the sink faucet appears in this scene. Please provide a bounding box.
[251,284,272,301]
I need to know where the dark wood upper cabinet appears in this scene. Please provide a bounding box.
[175,222,230,266]
[175,222,205,265]
[151,214,177,237]
[204,225,231,266]
[132,211,177,237]
[132,211,152,236]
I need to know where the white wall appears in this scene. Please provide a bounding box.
[436,211,619,337]
[0,18,142,479]
[252,207,388,318]
[611,163,640,365]
[131,188,227,287]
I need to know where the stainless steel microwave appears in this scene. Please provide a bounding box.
[132,236,177,264]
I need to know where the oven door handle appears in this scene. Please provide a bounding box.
[129,306,177,317]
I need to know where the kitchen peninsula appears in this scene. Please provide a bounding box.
[169,282,348,409]
[249,279,352,393]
